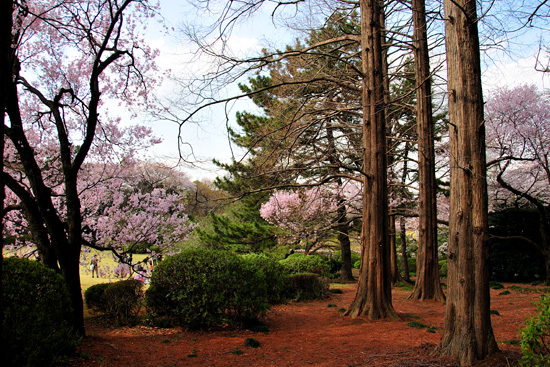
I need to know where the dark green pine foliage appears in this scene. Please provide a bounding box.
[196,78,282,253]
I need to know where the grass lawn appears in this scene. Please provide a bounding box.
[80,251,149,291]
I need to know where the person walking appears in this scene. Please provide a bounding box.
[90,254,99,278]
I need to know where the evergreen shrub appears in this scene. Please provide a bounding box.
[2,257,79,366]
[279,253,331,275]
[520,294,550,366]
[103,279,144,325]
[288,273,329,301]
[146,249,269,329]
[84,282,111,313]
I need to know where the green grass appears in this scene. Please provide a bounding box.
[80,251,149,291]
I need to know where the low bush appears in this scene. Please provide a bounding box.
[288,273,329,301]
[84,280,144,325]
[3,257,79,366]
[520,293,550,366]
[84,282,111,313]
[103,279,144,325]
[146,249,269,329]
[279,253,331,275]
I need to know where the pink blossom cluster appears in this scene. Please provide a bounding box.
[259,182,362,246]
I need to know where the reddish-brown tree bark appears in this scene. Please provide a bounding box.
[408,0,445,302]
[346,0,398,320]
[437,0,499,364]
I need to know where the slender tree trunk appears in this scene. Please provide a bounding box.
[438,0,498,364]
[346,0,398,320]
[399,216,410,282]
[389,213,403,283]
[336,197,354,281]
[381,6,401,286]
[326,122,354,281]
[408,0,445,302]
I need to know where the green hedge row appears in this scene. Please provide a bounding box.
[144,249,330,329]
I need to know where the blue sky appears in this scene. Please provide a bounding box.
[140,0,550,181]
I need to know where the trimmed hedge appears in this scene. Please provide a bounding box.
[146,249,269,329]
[2,257,79,366]
[84,282,111,314]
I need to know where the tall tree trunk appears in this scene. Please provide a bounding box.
[399,216,410,281]
[438,0,498,364]
[408,0,445,302]
[346,0,398,320]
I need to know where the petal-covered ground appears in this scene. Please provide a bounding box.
[70,282,541,367]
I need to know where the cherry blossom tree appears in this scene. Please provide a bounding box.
[260,183,361,254]
[486,84,550,279]
[3,0,163,335]
[83,163,194,256]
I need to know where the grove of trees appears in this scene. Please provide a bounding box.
[2,0,550,366]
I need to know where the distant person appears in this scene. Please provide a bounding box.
[134,265,149,284]
[151,251,158,266]
[90,254,99,278]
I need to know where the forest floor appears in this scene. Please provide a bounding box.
[68,281,544,367]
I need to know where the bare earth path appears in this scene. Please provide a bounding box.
[69,282,542,367]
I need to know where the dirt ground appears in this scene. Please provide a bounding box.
[68,282,544,367]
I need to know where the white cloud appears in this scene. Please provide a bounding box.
[482,55,550,93]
